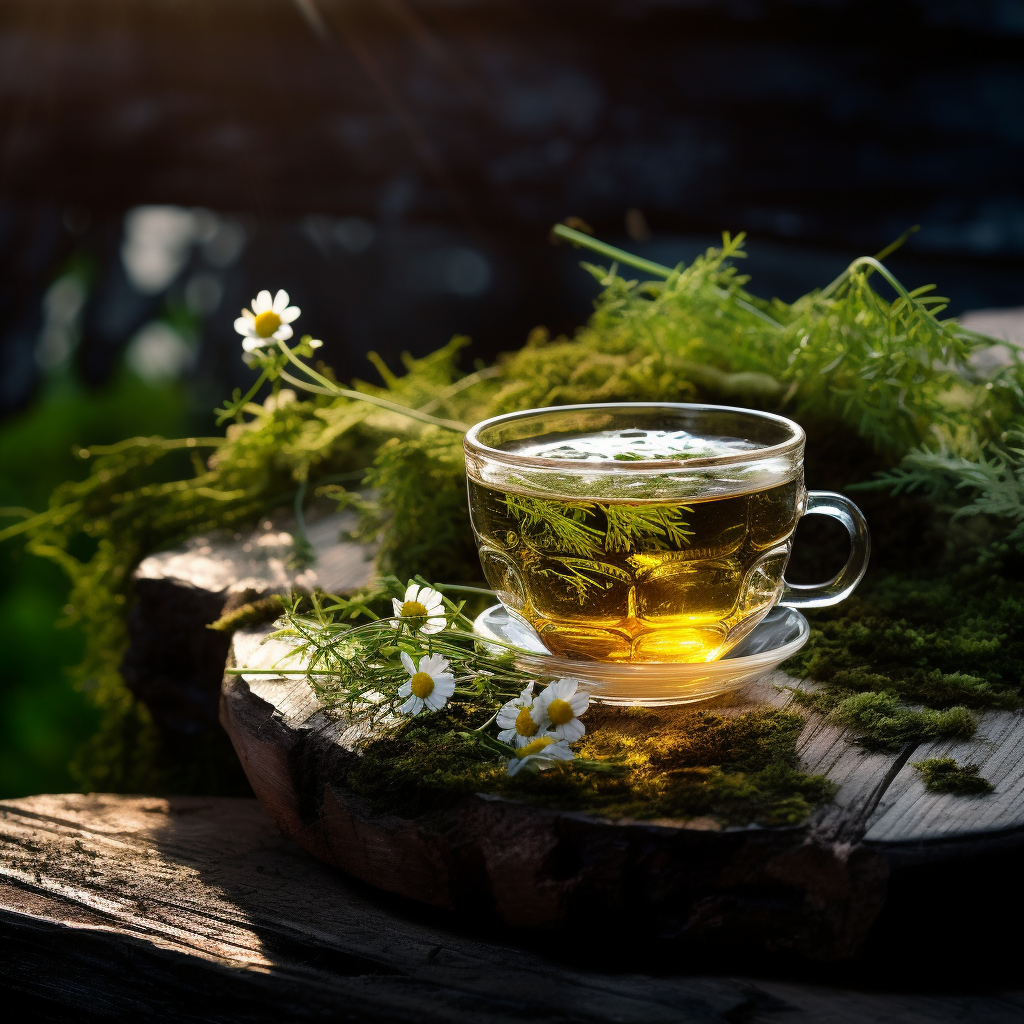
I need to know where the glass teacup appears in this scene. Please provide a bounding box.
[464,402,869,664]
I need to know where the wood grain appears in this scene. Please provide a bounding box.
[2,793,1022,1023]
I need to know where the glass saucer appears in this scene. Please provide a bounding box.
[471,604,809,707]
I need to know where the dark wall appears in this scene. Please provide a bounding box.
[2,0,1023,411]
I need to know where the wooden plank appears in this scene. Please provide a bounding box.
[864,710,1024,845]
[1,793,1021,1023]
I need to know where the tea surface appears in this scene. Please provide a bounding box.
[515,427,760,462]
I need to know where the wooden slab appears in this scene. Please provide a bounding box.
[221,622,1024,960]
[2,793,1022,1023]
[119,526,1024,960]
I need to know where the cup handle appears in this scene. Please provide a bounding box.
[781,491,871,609]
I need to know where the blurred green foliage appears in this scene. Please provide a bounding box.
[0,368,199,796]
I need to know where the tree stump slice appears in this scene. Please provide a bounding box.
[126,527,1024,960]
[219,622,1024,961]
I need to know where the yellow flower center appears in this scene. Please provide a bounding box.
[515,707,539,737]
[401,600,428,619]
[516,736,555,758]
[410,672,434,699]
[254,310,282,338]
[547,698,575,726]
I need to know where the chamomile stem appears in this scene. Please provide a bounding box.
[431,583,498,597]
[551,224,676,279]
[275,341,469,432]
[417,365,501,414]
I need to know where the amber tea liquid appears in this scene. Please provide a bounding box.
[468,428,802,663]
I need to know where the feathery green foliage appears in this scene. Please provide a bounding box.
[868,428,1024,540]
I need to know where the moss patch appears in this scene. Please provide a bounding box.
[783,546,1024,753]
[345,702,835,828]
[913,757,995,795]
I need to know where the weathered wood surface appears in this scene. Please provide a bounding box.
[1,793,1022,1023]
[124,510,375,740]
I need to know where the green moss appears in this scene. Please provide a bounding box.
[347,703,835,828]
[912,757,995,795]
[791,688,976,750]
[787,553,1024,753]
[361,432,479,585]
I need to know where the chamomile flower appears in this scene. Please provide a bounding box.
[506,735,573,777]
[531,678,589,742]
[496,684,541,748]
[234,289,301,352]
[390,583,446,634]
[397,652,455,716]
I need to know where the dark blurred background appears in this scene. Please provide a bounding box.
[2,0,1023,796]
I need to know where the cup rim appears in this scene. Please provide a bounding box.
[464,402,806,471]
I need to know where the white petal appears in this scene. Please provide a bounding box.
[398,681,412,697]
[550,678,576,700]
[530,704,549,728]
[272,289,290,313]
[554,718,585,743]
[424,691,448,711]
[432,676,456,697]
[419,617,446,634]
[404,584,420,602]
[519,683,535,702]
[274,324,293,341]
[242,337,266,352]
[400,695,422,715]
[497,728,516,743]
[400,650,415,674]
[280,306,301,323]
[496,707,517,729]
[569,692,590,716]
[234,317,256,336]
[254,290,273,313]
[421,654,450,676]
[506,756,527,777]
